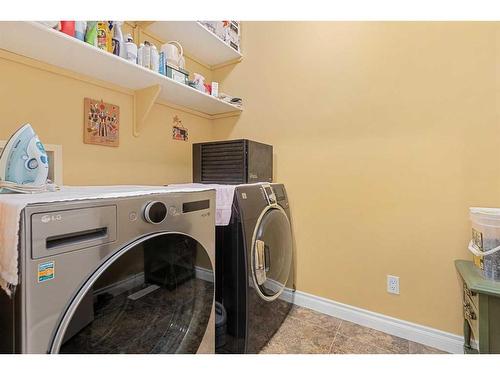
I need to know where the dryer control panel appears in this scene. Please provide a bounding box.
[262,184,277,205]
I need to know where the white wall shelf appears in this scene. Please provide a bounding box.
[145,22,242,67]
[0,22,242,136]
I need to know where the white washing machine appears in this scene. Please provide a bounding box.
[0,190,215,353]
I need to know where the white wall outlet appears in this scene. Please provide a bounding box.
[387,275,400,295]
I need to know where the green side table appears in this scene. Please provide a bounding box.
[455,260,500,354]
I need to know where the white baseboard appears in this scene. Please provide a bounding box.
[280,288,465,354]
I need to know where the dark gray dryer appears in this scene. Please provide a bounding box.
[215,183,295,353]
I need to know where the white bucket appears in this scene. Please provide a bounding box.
[469,207,500,281]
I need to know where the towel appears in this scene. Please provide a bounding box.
[168,183,237,226]
[0,185,214,296]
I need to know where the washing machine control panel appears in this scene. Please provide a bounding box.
[143,201,168,224]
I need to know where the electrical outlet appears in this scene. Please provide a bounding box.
[387,275,400,295]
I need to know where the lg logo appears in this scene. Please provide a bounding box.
[41,214,62,223]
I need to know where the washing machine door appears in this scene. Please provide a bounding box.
[50,232,214,354]
[251,205,292,301]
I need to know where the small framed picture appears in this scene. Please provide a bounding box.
[84,98,120,147]
[172,115,188,141]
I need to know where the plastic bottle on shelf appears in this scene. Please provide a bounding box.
[107,21,114,53]
[112,21,125,58]
[85,21,98,47]
[151,45,159,72]
[137,43,145,66]
[74,21,87,41]
[60,21,75,37]
[159,51,166,75]
[143,41,151,69]
[97,21,109,51]
[124,34,138,64]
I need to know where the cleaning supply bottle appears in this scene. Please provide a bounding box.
[111,21,121,57]
[97,21,110,51]
[159,51,166,75]
[143,41,151,69]
[137,43,145,66]
[124,34,138,64]
[112,21,126,58]
[60,21,75,37]
[151,45,159,72]
[75,21,87,41]
[107,21,114,53]
[85,21,98,47]
[193,73,206,92]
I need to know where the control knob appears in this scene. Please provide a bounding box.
[144,201,167,224]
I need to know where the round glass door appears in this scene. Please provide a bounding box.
[55,233,213,354]
[252,207,292,300]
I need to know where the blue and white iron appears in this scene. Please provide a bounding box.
[0,124,55,193]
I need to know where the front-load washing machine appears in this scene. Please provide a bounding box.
[215,183,295,353]
[0,190,215,353]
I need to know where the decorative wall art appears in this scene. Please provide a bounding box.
[172,115,188,141]
[84,98,120,147]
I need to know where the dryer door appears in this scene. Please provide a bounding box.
[50,232,214,354]
[251,206,292,301]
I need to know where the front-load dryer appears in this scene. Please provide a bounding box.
[215,183,295,353]
[0,189,215,353]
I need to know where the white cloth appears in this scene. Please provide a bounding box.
[168,183,237,226]
[0,185,214,296]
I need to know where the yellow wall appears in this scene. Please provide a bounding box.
[1,22,498,336]
[213,22,500,335]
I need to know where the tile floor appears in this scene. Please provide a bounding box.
[260,306,447,354]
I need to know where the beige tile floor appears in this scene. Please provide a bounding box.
[260,306,447,354]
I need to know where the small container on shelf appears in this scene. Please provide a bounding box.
[200,20,241,52]
[227,21,241,52]
[211,82,219,97]
[166,64,189,85]
[159,52,166,75]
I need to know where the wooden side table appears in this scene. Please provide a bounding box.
[455,260,500,353]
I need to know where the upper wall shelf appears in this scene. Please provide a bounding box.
[145,22,242,67]
[0,22,242,129]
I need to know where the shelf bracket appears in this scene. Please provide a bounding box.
[133,84,161,137]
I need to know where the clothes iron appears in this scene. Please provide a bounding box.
[0,124,54,193]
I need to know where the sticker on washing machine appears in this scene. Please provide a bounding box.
[38,261,55,283]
